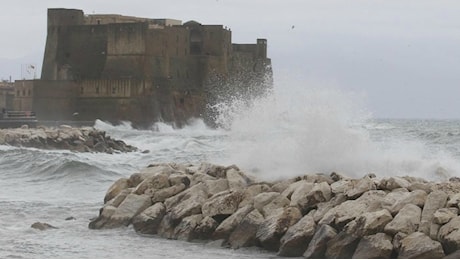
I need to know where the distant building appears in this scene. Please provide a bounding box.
[0,81,14,110]
[13,8,272,127]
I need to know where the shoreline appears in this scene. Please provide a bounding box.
[88,162,460,258]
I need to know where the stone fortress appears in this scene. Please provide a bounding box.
[10,8,272,127]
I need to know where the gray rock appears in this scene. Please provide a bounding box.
[239,183,271,208]
[278,215,316,257]
[104,177,131,203]
[319,190,386,227]
[31,222,58,231]
[295,181,331,213]
[419,190,448,235]
[194,216,219,240]
[433,207,458,225]
[133,173,170,195]
[213,204,254,240]
[107,188,131,207]
[381,189,427,215]
[384,204,421,235]
[88,205,117,229]
[228,209,265,249]
[253,192,280,214]
[202,190,243,217]
[354,208,393,236]
[330,179,354,194]
[346,176,376,199]
[447,193,460,208]
[157,212,177,239]
[271,178,299,193]
[151,183,186,203]
[325,231,361,258]
[352,233,393,259]
[438,216,460,254]
[256,207,302,252]
[382,176,411,190]
[398,232,445,258]
[288,181,314,207]
[204,179,229,196]
[104,194,152,228]
[313,193,347,223]
[132,202,166,234]
[226,168,249,191]
[303,224,337,259]
[173,214,203,241]
[260,194,290,218]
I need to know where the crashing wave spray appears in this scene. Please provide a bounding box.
[210,75,459,181]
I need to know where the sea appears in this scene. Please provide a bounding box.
[2,80,460,258]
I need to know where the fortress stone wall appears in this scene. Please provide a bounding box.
[13,8,272,128]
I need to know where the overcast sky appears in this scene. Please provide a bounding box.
[1,0,459,119]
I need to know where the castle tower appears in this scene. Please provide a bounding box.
[41,9,84,80]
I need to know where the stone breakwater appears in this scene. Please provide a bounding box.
[0,125,137,153]
[89,162,460,258]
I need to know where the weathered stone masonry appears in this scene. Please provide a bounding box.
[13,8,272,128]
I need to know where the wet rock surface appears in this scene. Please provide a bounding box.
[89,162,460,258]
[0,125,137,153]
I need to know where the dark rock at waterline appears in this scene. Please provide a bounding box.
[0,125,137,153]
[89,162,460,258]
[31,222,58,231]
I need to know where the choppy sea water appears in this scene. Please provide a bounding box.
[2,84,460,258]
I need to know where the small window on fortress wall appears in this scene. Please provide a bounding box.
[112,86,116,94]
[22,90,25,96]
[81,87,84,94]
[96,87,99,94]
[27,89,31,96]
[17,90,20,96]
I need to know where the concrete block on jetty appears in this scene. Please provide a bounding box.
[89,162,460,258]
[0,125,137,153]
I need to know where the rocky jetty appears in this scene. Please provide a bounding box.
[89,162,460,258]
[0,125,137,153]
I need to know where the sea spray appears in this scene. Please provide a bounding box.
[207,76,460,181]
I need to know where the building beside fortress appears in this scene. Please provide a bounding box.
[11,8,272,127]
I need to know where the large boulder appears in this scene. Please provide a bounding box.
[213,204,254,240]
[164,182,208,222]
[173,214,203,241]
[104,194,152,228]
[194,216,219,240]
[303,224,337,258]
[325,230,361,259]
[354,208,393,236]
[227,209,265,249]
[133,173,170,195]
[419,190,448,235]
[384,203,421,235]
[132,202,166,234]
[398,232,445,258]
[90,194,151,229]
[287,181,314,207]
[226,168,250,191]
[295,182,332,213]
[278,215,316,257]
[381,189,427,215]
[319,190,386,227]
[104,178,131,203]
[256,207,302,251]
[346,176,376,199]
[239,183,271,208]
[151,183,187,203]
[202,190,243,217]
[438,216,460,254]
[312,193,347,223]
[204,179,229,196]
[433,207,458,225]
[352,233,393,259]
